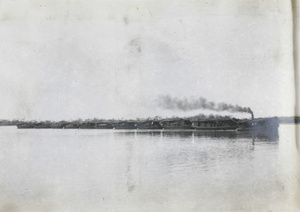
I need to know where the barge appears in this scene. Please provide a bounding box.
[80,122,96,129]
[17,123,35,129]
[137,121,163,129]
[113,122,138,129]
[160,119,193,130]
[192,119,238,130]
[95,123,114,129]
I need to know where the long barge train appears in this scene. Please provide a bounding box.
[16,117,279,133]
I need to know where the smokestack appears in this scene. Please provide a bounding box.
[248,108,254,120]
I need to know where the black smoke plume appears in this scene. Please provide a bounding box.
[157,95,253,115]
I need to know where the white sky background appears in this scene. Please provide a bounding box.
[0,0,295,121]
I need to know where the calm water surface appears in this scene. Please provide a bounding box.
[0,125,299,212]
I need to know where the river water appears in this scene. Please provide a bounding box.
[0,125,299,212]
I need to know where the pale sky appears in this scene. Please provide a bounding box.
[0,0,295,121]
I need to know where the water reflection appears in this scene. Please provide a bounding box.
[115,129,279,142]
[125,137,135,192]
[1,126,297,212]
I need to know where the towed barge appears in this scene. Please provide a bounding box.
[160,119,193,130]
[192,119,238,131]
[137,121,163,129]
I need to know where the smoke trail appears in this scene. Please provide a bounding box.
[156,95,252,114]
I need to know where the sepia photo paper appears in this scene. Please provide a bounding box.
[0,0,299,211]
